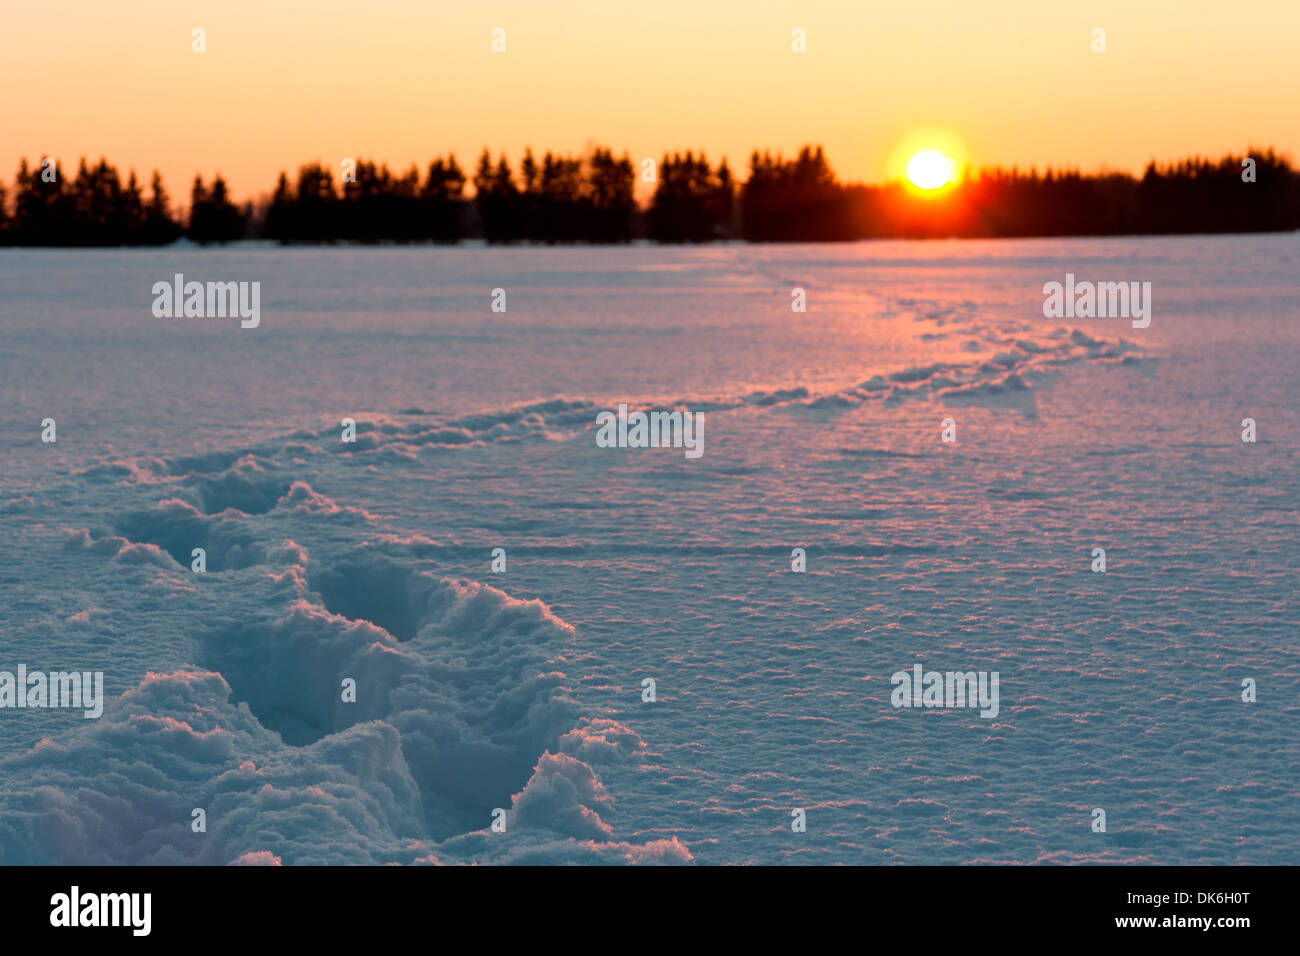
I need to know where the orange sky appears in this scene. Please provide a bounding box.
[3,0,1297,203]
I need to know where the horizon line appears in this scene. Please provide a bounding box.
[4,144,1293,209]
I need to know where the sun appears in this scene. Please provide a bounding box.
[906,149,956,190]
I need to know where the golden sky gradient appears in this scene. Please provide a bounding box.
[3,0,1297,202]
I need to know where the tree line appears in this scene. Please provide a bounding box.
[844,149,1300,239]
[0,157,246,246]
[1,147,1295,245]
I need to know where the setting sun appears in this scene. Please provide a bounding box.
[906,149,957,190]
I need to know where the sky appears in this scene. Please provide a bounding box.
[2,0,1297,202]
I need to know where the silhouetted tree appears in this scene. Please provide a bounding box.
[188,173,246,243]
[263,173,296,241]
[650,151,734,241]
[586,148,635,242]
[340,161,417,241]
[4,156,181,245]
[474,151,522,242]
[421,155,466,241]
[141,171,183,244]
[291,163,338,242]
[742,146,853,240]
[12,157,71,244]
[259,156,468,243]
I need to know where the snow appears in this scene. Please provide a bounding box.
[1,235,1296,864]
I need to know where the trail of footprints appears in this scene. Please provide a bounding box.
[27,300,1166,863]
